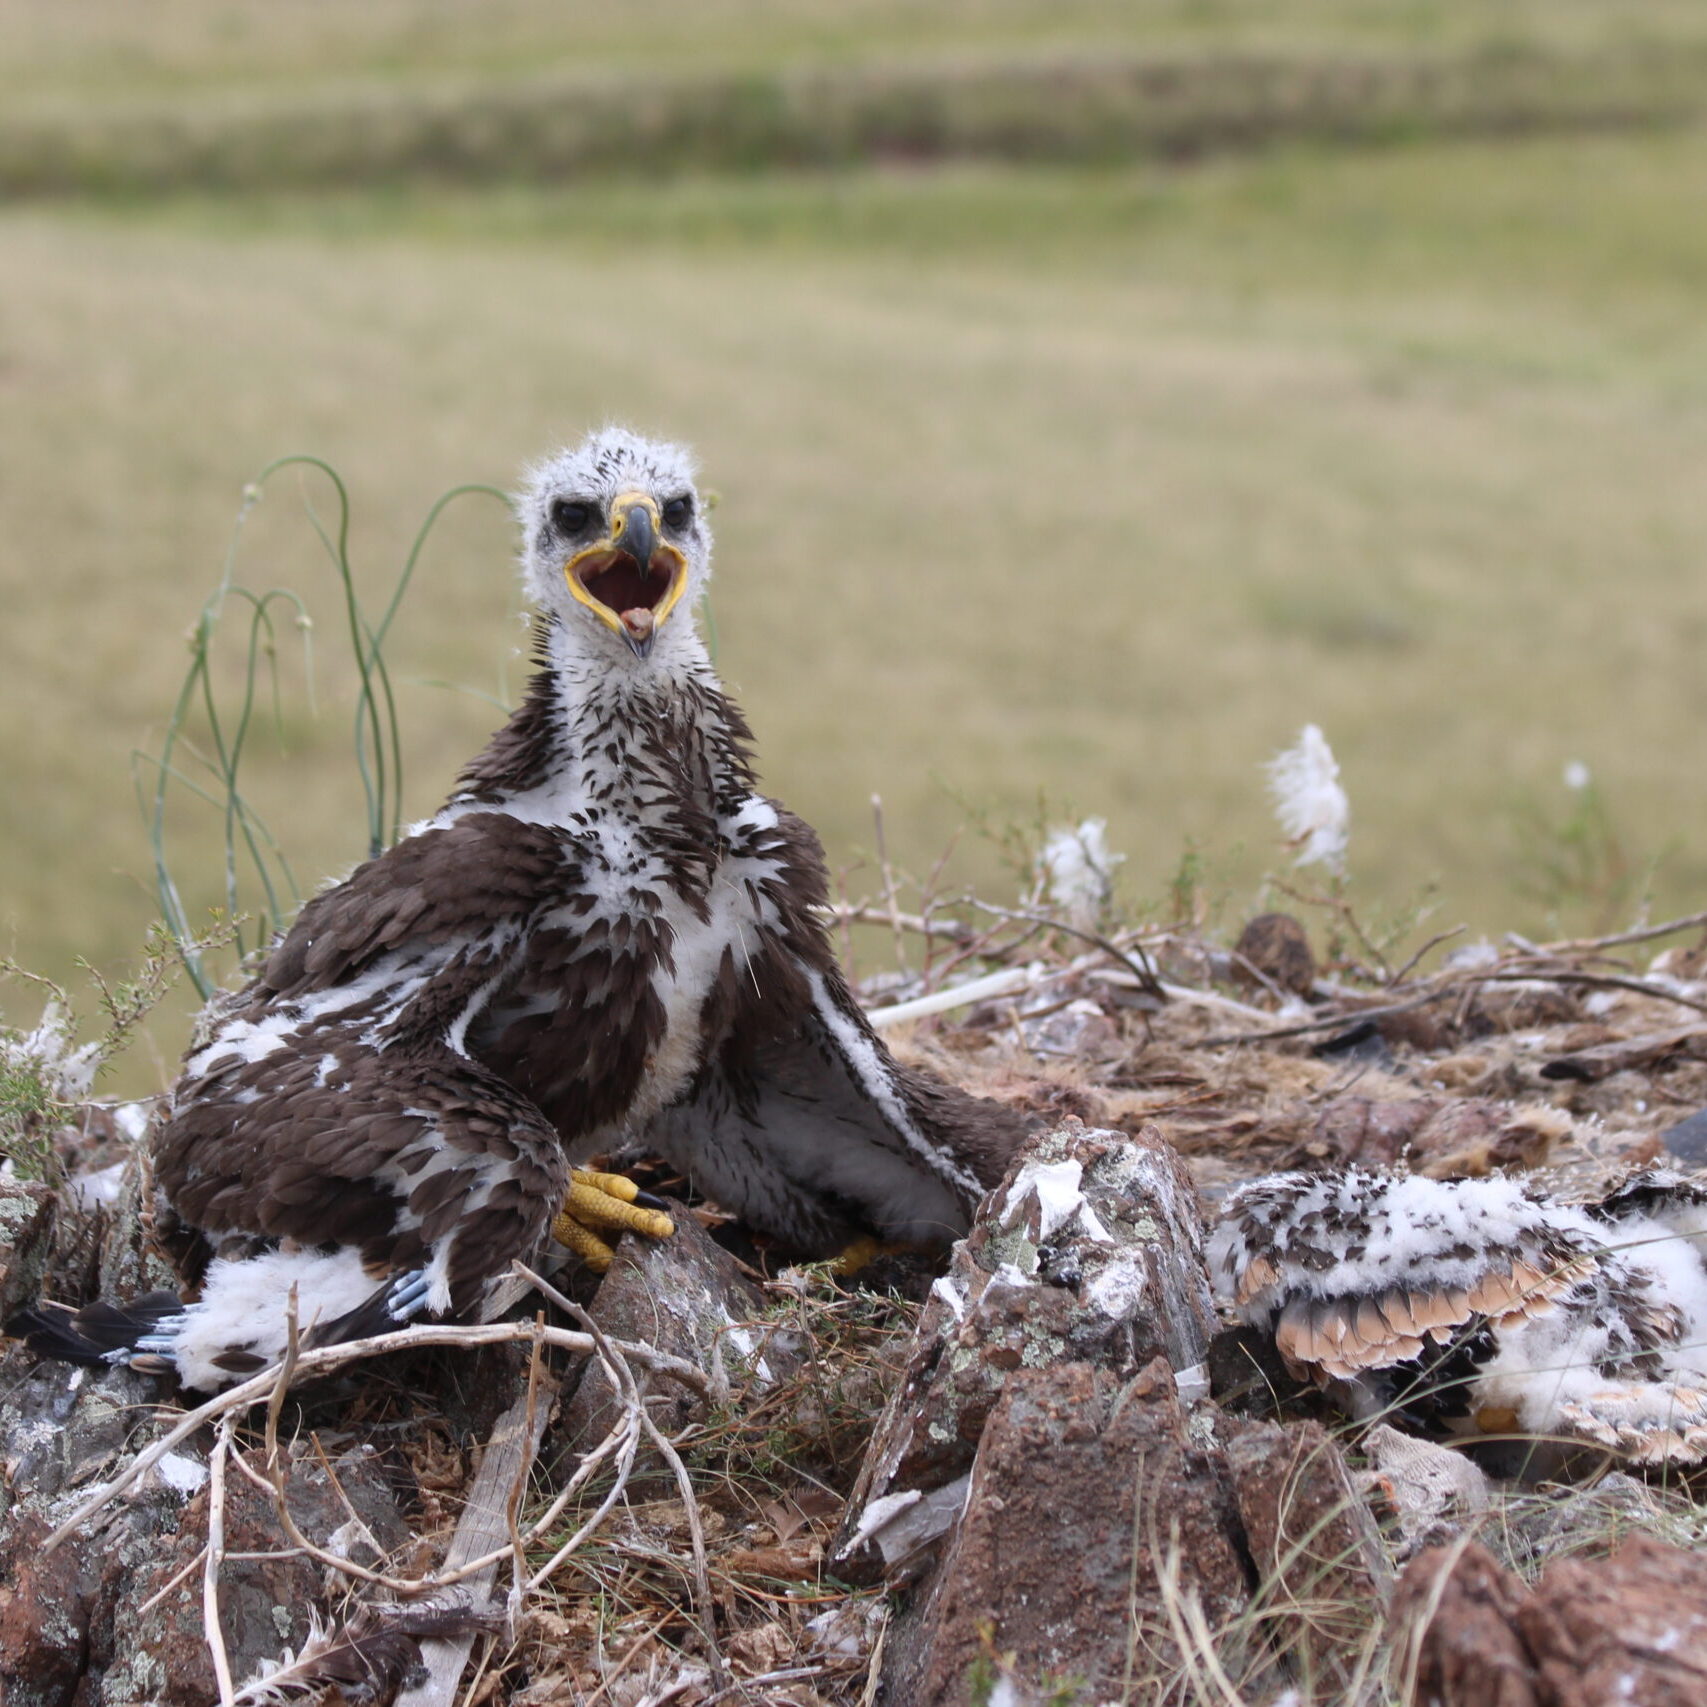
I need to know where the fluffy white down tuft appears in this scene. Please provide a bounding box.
[168,1247,382,1392]
[1266,724,1349,874]
[1039,817,1124,933]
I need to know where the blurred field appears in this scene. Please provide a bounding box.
[14,0,1707,101]
[4,3,1707,1082]
[9,1,1707,196]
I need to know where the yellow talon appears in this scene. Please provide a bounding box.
[551,1169,676,1272]
[830,1235,902,1277]
[552,1213,619,1271]
[572,1170,641,1205]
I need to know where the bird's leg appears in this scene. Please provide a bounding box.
[551,1169,676,1272]
[829,1235,915,1277]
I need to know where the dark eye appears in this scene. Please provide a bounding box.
[551,499,593,536]
[662,495,694,531]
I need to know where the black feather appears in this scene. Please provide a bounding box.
[6,1291,183,1365]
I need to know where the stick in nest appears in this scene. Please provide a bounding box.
[205,1414,238,1707]
[44,1313,715,1554]
[526,1269,725,1686]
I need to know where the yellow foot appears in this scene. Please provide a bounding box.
[829,1235,910,1277]
[551,1170,676,1272]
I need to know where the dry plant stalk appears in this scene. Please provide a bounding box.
[44,1274,721,1558]
[204,1414,239,1707]
[89,1259,758,1707]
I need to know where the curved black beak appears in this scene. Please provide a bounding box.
[615,502,657,580]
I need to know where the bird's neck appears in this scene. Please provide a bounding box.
[450,617,757,820]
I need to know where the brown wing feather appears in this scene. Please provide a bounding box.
[263,813,578,999]
[156,1037,566,1313]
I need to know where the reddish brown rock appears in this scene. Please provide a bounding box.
[0,1509,94,1707]
[1521,1534,1707,1707]
[884,1360,1251,1707]
[1395,1532,1707,1707]
[1223,1418,1389,1690]
[1392,1542,1540,1707]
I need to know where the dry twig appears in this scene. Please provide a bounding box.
[44,1315,712,1554]
[204,1415,239,1707]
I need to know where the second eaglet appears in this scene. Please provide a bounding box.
[65,430,1031,1389]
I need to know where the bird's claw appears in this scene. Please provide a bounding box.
[829,1235,912,1277]
[551,1169,676,1272]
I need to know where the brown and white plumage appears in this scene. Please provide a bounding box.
[1211,1166,1707,1465]
[18,429,1030,1389]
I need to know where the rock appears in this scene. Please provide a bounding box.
[1233,913,1317,997]
[550,1205,790,1457]
[0,1177,55,1320]
[0,1357,192,1707]
[1019,997,1118,1059]
[1663,1107,1707,1164]
[1312,1019,1400,1070]
[1392,1542,1541,1707]
[1496,1472,1671,1577]
[883,1360,1251,1707]
[836,1121,1215,1579]
[1223,1418,1389,1689]
[107,1441,413,1707]
[0,1508,100,1707]
[1394,1533,1707,1707]
[94,1153,180,1302]
[1520,1535,1707,1706]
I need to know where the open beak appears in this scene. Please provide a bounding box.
[562,491,689,658]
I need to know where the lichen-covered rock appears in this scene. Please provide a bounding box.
[0,1177,56,1320]
[106,1442,413,1707]
[0,1357,189,1707]
[550,1203,793,1457]
[837,1120,1214,1578]
[883,1360,1251,1707]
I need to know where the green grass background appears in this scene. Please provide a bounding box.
[5,1,1707,1082]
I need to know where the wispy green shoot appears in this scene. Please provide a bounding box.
[135,460,508,996]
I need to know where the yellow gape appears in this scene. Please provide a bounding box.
[561,491,689,657]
